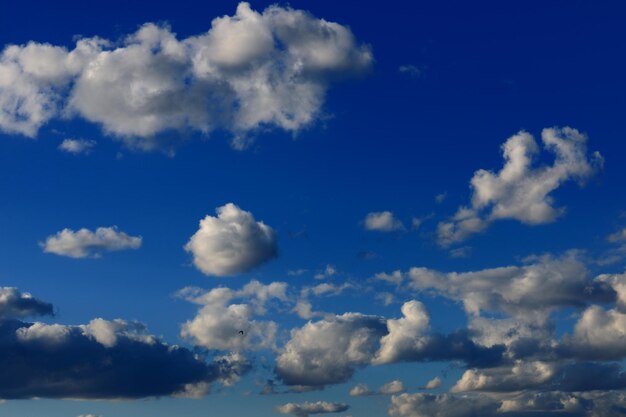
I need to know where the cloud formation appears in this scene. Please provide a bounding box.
[58,138,96,155]
[0,2,372,150]
[185,203,277,276]
[277,401,349,417]
[437,127,602,245]
[179,280,287,351]
[0,316,246,399]
[402,253,614,319]
[0,287,53,319]
[276,301,503,389]
[41,226,142,258]
[363,211,405,232]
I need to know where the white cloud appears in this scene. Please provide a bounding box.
[184,203,277,276]
[565,305,626,359]
[16,323,70,345]
[398,65,423,78]
[388,393,499,417]
[349,383,373,396]
[451,361,556,393]
[608,228,626,242]
[58,138,96,155]
[405,253,612,319]
[379,380,405,394]
[373,301,430,364]
[275,313,387,388]
[179,280,287,351]
[423,376,442,389]
[375,270,404,285]
[41,226,142,258]
[0,3,372,150]
[277,401,349,417]
[437,127,602,245]
[363,211,405,232]
[314,264,337,280]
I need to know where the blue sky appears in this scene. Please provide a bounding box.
[1,1,626,416]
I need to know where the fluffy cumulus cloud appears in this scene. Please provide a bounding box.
[0,2,372,150]
[275,313,387,388]
[179,280,287,351]
[0,317,246,399]
[276,301,503,389]
[185,203,277,276]
[0,287,53,318]
[58,138,96,154]
[437,127,602,246]
[41,226,142,258]
[369,254,626,417]
[562,305,626,360]
[277,401,349,417]
[349,383,373,396]
[379,380,405,395]
[423,376,442,390]
[363,211,405,232]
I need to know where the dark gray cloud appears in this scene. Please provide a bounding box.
[0,318,247,399]
[0,287,53,319]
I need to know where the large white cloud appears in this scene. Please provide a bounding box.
[41,226,142,258]
[184,203,277,276]
[0,2,372,150]
[437,127,602,245]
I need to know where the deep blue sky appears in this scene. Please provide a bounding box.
[1,1,626,416]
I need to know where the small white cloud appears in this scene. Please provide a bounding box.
[449,246,471,258]
[41,226,142,258]
[314,264,337,280]
[374,270,404,285]
[363,211,405,232]
[399,64,423,78]
[378,379,405,394]
[423,376,442,389]
[608,228,626,243]
[185,203,277,276]
[277,401,349,417]
[58,138,96,155]
[435,192,447,203]
[349,383,373,396]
